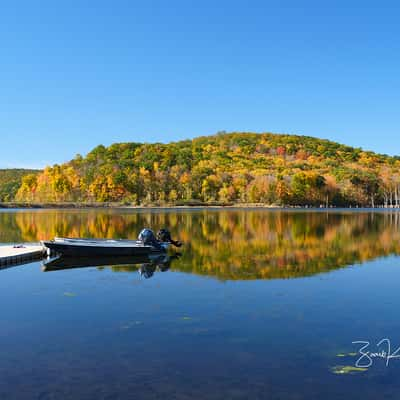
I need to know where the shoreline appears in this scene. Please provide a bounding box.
[0,202,399,211]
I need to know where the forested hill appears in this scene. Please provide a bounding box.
[0,169,41,202]
[14,132,400,206]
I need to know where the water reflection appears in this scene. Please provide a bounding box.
[2,209,400,399]
[43,253,181,278]
[1,209,400,280]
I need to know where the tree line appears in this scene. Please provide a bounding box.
[13,132,400,207]
[0,169,40,202]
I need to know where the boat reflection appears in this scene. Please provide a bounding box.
[42,253,182,278]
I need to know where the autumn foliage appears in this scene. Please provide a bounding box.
[13,132,400,207]
[0,169,40,202]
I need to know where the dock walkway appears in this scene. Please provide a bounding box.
[0,244,45,267]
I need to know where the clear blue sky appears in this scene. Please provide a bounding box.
[1,0,399,168]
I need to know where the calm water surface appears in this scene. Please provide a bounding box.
[1,208,400,399]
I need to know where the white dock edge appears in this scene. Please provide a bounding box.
[0,245,46,267]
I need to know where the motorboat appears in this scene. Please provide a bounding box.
[42,228,181,257]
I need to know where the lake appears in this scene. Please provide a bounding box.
[1,208,400,399]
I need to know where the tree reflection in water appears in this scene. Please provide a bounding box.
[1,209,400,280]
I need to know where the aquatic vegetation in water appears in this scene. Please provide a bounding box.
[120,321,143,330]
[330,365,367,375]
[336,352,358,358]
[181,316,192,321]
[63,292,77,297]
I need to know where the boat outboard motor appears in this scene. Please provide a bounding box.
[138,228,163,251]
[156,228,172,242]
[156,228,182,247]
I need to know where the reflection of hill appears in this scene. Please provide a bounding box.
[177,212,400,280]
[1,209,400,280]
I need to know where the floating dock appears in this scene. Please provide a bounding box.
[0,244,45,268]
